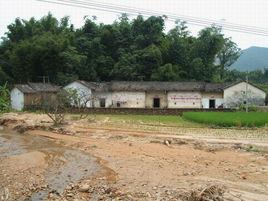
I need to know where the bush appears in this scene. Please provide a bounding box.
[0,83,10,112]
[183,112,268,127]
[238,104,257,112]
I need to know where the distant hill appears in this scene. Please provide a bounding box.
[231,46,268,71]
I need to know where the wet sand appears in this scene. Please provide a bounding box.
[0,131,100,201]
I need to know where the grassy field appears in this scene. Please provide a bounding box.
[70,114,201,127]
[183,112,268,127]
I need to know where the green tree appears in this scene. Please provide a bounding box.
[217,37,241,80]
[0,83,10,112]
[151,63,181,81]
[0,13,244,84]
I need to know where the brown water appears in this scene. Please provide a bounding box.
[0,131,99,201]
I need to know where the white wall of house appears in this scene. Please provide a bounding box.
[11,88,24,111]
[64,81,92,108]
[111,91,145,108]
[201,92,224,109]
[224,82,266,108]
[167,91,202,108]
[93,92,112,108]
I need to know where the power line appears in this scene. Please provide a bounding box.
[66,0,268,33]
[38,0,268,33]
[36,0,268,36]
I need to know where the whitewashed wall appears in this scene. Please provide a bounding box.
[93,92,112,108]
[64,82,92,108]
[201,92,224,108]
[224,82,266,108]
[11,88,24,111]
[111,91,145,108]
[167,91,202,108]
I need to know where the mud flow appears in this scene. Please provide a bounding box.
[0,131,99,201]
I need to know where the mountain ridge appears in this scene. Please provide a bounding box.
[231,46,268,71]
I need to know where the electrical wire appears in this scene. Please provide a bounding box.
[36,0,268,36]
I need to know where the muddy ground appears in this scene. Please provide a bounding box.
[0,112,268,201]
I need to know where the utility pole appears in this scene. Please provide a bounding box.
[245,72,249,113]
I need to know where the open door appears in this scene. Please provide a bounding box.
[209,99,215,108]
[153,98,160,108]
[99,98,106,108]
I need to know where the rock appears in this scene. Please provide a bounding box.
[0,126,4,130]
[66,193,74,197]
[127,194,133,199]
[164,140,170,146]
[166,191,171,195]
[79,184,90,192]
[240,175,247,180]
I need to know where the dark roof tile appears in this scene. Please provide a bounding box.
[15,83,61,93]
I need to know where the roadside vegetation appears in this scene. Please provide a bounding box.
[183,112,268,127]
[0,83,10,113]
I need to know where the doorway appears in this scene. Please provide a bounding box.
[99,98,106,108]
[153,98,160,108]
[209,99,215,109]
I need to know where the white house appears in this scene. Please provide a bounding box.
[64,80,95,108]
[63,80,266,109]
[11,83,61,111]
[224,81,266,108]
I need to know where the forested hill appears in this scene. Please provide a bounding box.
[231,46,268,71]
[0,13,248,86]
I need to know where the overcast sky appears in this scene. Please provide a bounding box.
[1,0,268,49]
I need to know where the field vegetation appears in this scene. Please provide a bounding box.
[69,114,202,127]
[0,83,10,113]
[183,112,268,127]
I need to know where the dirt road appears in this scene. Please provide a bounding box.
[0,113,268,201]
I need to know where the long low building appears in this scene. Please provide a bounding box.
[64,80,266,109]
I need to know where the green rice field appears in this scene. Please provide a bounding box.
[183,112,268,127]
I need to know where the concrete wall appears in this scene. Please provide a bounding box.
[201,92,224,109]
[224,82,266,108]
[145,91,167,108]
[111,91,145,108]
[64,81,92,107]
[93,92,112,108]
[167,91,202,108]
[11,88,24,111]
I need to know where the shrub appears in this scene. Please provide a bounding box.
[0,83,10,112]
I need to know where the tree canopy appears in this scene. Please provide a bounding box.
[0,13,245,86]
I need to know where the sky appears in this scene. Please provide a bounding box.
[0,0,268,49]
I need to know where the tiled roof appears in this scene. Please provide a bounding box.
[72,80,226,92]
[14,83,61,93]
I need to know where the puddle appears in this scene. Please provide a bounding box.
[0,131,99,201]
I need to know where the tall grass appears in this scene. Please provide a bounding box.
[183,112,268,127]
